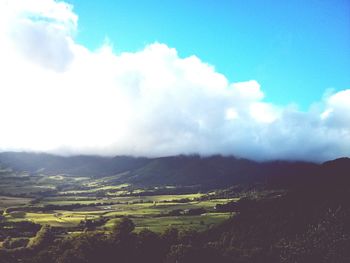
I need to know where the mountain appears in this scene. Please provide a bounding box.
[116,155,319,187]
[322,157,350,177]
[117,155,260,187]
[0,152,149,177]
[0,152,349,188]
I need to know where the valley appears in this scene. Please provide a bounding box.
[0,169,237,239]
[1,152,350,263]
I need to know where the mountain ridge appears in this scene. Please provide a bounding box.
[0,152,348,188]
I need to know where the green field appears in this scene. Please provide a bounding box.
[3,196,234,231]
[0,196,33,209]
[0,172,238,237]
[106,212,232,233]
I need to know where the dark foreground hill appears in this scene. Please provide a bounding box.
[0,152,349,188]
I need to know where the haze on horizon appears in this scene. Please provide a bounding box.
[0,0,349,162]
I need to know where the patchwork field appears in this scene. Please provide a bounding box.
[0,196,33,209]
[0,171,237,237]
[3,196,234,230]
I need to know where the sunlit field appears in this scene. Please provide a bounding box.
[0,171,238,234]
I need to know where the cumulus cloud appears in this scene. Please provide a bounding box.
[0,0,349,162]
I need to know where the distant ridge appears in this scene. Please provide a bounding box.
[0,152,149,177]
[0,152,349,188]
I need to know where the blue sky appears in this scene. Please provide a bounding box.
[1,0,350,160]
[69,0,350,109]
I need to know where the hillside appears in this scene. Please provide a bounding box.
[0,152,149,177]
[0,152,349,189]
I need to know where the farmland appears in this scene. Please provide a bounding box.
[0,171,236,239]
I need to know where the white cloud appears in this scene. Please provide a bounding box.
[321,90,350,127]
[0,0,349,162]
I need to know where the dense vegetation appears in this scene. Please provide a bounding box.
[1,181,350,263]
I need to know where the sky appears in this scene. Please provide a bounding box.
[69,0,350,108]
[0,0,349,162]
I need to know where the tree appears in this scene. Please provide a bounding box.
[2,237,29,249]
[111,217,135,239]
[135,229,163,262]
[27,225,55,249]
[109,217,137,262]
[165,244,197,263]
[162,227,179,246]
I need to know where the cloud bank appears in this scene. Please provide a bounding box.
[0,0,349,162]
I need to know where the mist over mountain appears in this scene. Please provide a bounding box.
[1,152,348,188]
[0,152,148,177]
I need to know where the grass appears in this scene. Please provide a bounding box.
[105,212,232,233]
[6,211,106,227]
[42,193,206,206]
[0,172,238,235]
[3,195,237,231]
[0,196,33,209]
